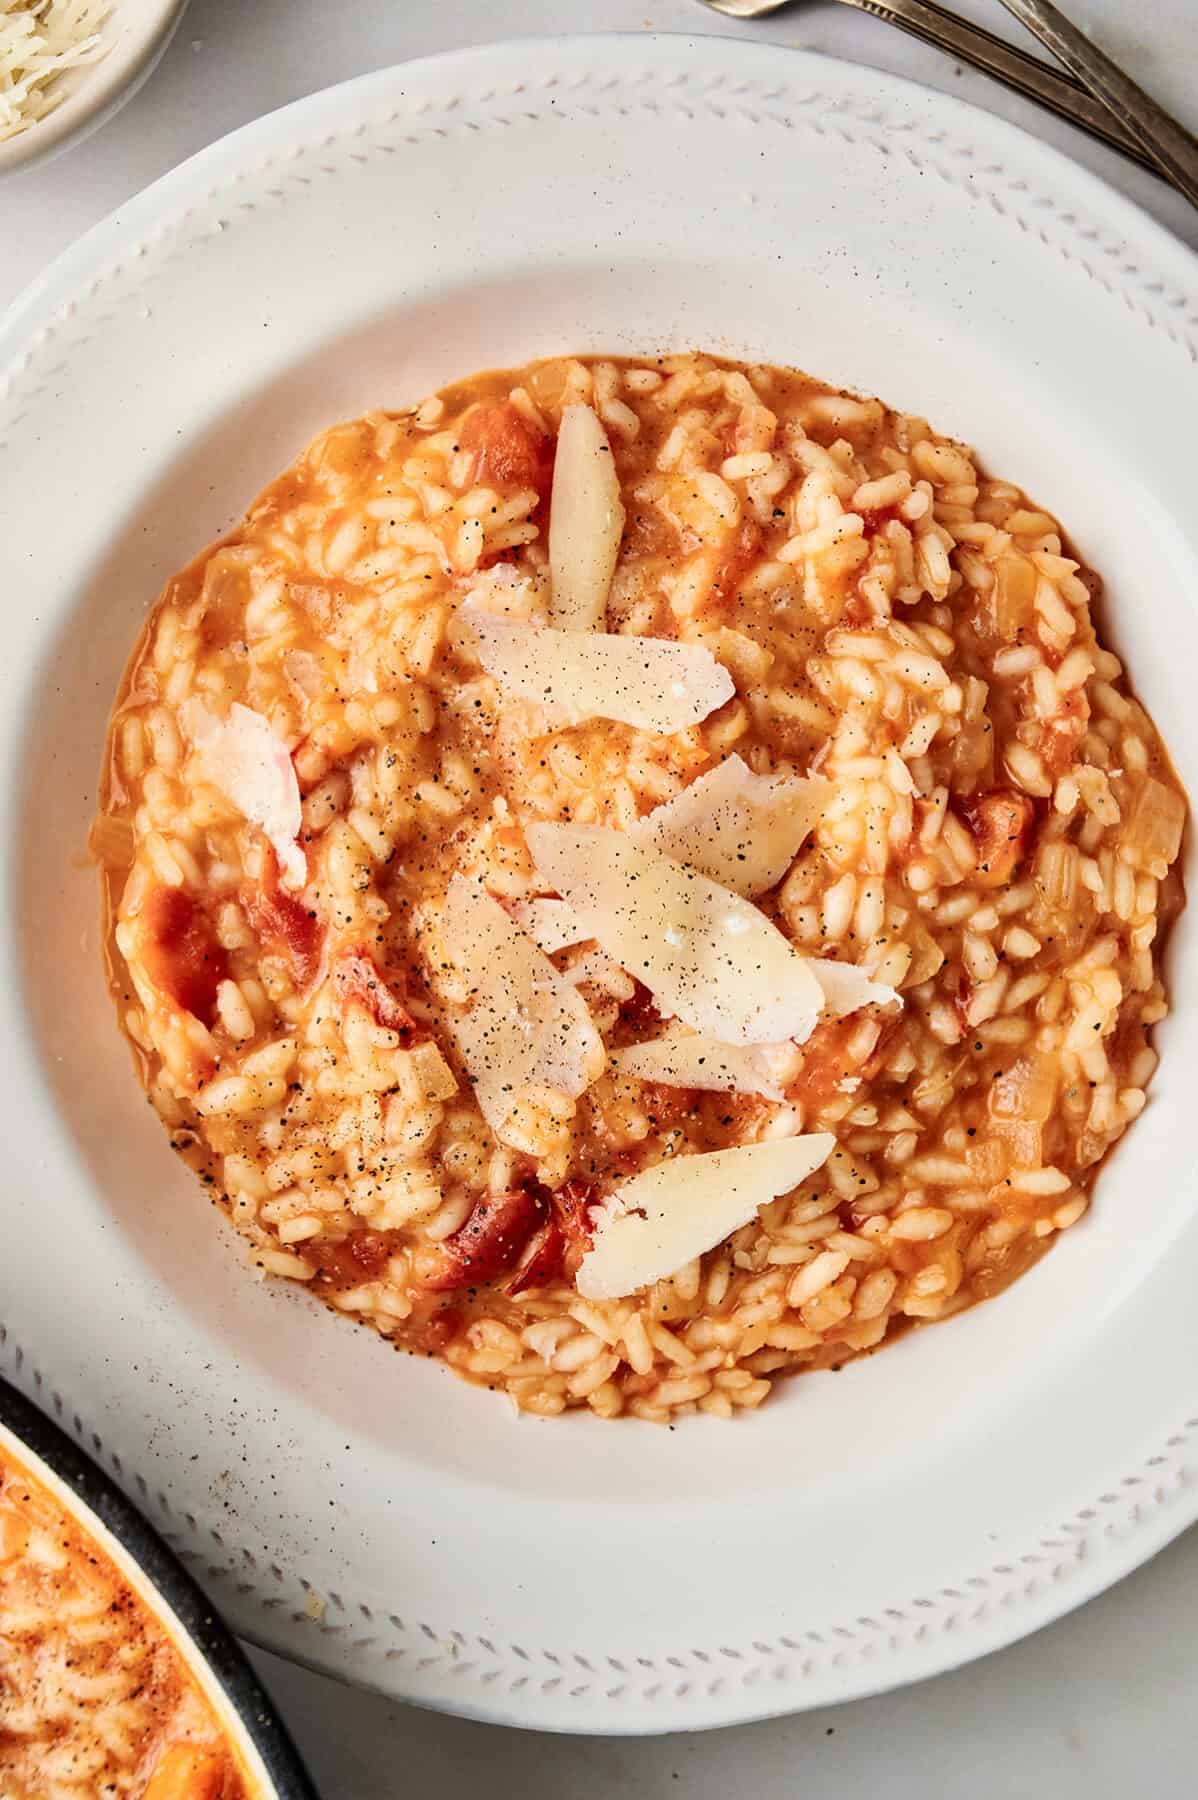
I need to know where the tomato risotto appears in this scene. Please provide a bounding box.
[0,1440,251,1797]
[96,353,1186,1420]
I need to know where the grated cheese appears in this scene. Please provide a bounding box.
[0,1,110,143]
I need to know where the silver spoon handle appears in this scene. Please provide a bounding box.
[996,0,1198,206]
[840,0,1158,174]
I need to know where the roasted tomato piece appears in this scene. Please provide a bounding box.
[506,1178,597,1295]
[954,974,974,1034]
[424,1188,546,1293]
[137,886,227,1029]
[243,844,323,990]
[960,788,1036,888]
[506,1219,565,1296]
[141,1744,227,1800]
[1040,687,1089,776]
[307,1227,398,1289]
[856,502,904,539]
[617,979,661,1037]
[789,1016,897,1112]
[334,947,420,1041]
[552,1178,596,1276]
[458,400,553,496]
[710,520,762,606]
[348,1227,392,1274]
[417,1305,464,1354]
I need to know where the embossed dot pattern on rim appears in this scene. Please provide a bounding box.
[0,35,1196,1734]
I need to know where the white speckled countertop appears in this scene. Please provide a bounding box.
[4,0,1196,1790]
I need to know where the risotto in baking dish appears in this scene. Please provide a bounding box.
[95,353,1186,1421]
[0,1440,251,1798]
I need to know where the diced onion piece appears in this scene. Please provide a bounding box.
[548,404,625,631]
[439,874,603,1142]
[629,754,833,896]
[1034,841,1079,911]
[512,897,590,955]
[282,648,326,697]
[988,1051,1057,1124]
[577,1134,836,1300]
[612,1027,788,1101]
[808,959,900,1017]
[1126,776,1185,866]
[182,701,305,890]
[462,607,734,735]
[526,822,823,1045]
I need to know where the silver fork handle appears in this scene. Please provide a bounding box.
[841,0,1159,176]
[997,0,1198,208]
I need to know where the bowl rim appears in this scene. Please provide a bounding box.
[0,0,190,179]
[0,1371,319,1799]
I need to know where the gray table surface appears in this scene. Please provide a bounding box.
[5,0,1197,1792]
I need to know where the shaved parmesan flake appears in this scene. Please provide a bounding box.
[182,701,305,890]
[612,1027,789,1101]
[512,897,590,955]
[809,959,900,1017]
[439,875,604,1142]
[577,1134,836,1300]
[548,404,625,631]
[462,607,734,736]
[510,899,632,996]
[629,755,833,897]
[526,822,823,1045]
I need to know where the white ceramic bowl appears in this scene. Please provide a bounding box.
[0,0,188,178]
[0,33,1196,1736]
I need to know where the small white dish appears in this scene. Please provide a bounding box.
[0,0,188,178]
[0,33,1196,1735]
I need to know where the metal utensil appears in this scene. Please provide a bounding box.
[996,0,1198,210]
[697,0,1157,175]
